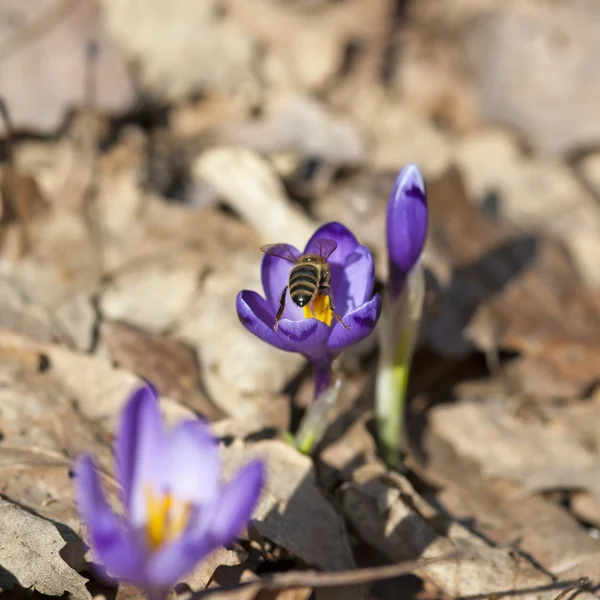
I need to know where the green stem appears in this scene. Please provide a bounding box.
[377,329,412,467]
[376,264,424,468]
[295,364,341,455]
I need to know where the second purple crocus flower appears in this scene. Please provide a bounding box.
[236,221,381,397]
[75,385,265,599]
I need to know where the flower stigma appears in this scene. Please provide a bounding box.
[145,486,192,549]
[303,293,333,326]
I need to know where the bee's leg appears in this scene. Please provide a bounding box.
[274,286,287,331]
[322,285,350,330]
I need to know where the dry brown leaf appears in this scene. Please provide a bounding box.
[571,491,600,528]
[466,0,600,155]
[0,329,194,433]
[469,392,600,509]
[193,146,315,249]
[1,209,97,311]
[455,130,600,288]
[100,0,259,103]
[0,0,135,135]
[227,0,392,93]
[100,321,224,421]
[100,260,201,333]
[426,168,600,398]
[390,18,481,133]
[219,94,367,168]
[115,584,146,600]
[97,197,302,423]
[174,249,301,426]
[366,102,453,178]
[222,440,356,572]
[0,275,56,342]
[184,547,250,592]
[319,412,379,487]
[422,399,600,582]
[0,338,113,531]
[430,400,597,487]
[340,466,593,600]
[0,498,90,599]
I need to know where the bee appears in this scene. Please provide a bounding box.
[260,238,351,331]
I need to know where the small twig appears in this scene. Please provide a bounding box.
[261,552,462,590]
[552,577,592,600]
[456,577,593,600]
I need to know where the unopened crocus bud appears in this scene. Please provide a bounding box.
[377,164,428,467]
[386,164,428,299]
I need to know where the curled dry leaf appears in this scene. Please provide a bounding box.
[194,146,315,249]
[0,499,90,599]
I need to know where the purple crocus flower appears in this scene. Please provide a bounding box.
[236,222,381,383]
[386,164,428,298]
[74,385,265,599]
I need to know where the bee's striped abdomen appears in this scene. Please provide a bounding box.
[289,264,319,307]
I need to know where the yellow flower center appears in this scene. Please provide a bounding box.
[303,293,333,326]
[145,486,192,549]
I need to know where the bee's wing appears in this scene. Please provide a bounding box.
[314,238,338,262]
[260,243,299,264]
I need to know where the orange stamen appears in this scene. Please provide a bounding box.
[303,294,333,326]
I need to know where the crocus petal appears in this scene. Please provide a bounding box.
[386,164,428,297]
[261,247,303,320]
[327,294,381,354]
[335,245,375,314]
[74,455,146,583]
[147,535,215,590]
[276,317,332,363]
[115,384,163,527]
[153,420,219,504]
[304,222,359,267]
[209,460,265,544]
[237,291,294,352]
